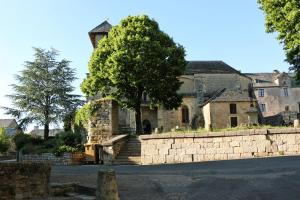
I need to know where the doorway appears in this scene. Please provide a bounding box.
[142,119,152,134]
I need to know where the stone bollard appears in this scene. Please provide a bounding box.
[294,119,300,128]
[96,169,119,200]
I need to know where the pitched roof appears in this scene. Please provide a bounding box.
[200,89,253,106]
[89,20,112,34]
[211,89,252,102]
[185,61,242,75]
[245,72,296,87]
[0,119,17,128]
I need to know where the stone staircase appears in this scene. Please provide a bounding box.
[113,136,141,165]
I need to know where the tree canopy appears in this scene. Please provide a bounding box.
[258,0,300,79]
[3,48,83,139]
[81,15,186,134]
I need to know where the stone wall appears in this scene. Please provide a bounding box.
[140,128,300,165]
[88,99,119,144]
[0,163,51,199]
[21,153,85,165]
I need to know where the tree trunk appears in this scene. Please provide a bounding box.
[44,123,49,140]
[135,104,143,135]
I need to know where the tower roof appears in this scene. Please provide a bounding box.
[89,20,112,34]
[89,21,112,48]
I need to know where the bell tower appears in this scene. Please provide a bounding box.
[88,20,112,48]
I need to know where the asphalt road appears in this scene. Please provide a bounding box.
[51,156,300,200]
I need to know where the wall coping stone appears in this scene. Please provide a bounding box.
[139,128,300,140]
[102,134,129,146]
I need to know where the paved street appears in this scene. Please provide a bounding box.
[51,156,300,200]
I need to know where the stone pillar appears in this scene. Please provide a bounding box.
[96,169,119,200]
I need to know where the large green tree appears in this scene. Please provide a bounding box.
[81,15,186,134]
[258,0,300,79]
[3,48,83,139]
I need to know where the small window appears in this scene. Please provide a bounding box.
[230,104,237,114]
[259,104,266,112]
[258,89,264,97]
[181,105,189,123]
[230,117,238,127]
[285,106,289,111]
[255,79,261,83]
[283,88,288,96]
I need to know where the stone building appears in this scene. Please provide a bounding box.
[0,119,21,136]
[246,71,300,125]
[86,21,259,139]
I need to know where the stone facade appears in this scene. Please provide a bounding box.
[246,72,300,125]
[140,128,300,165]
[203,101,257,130]
[0,163,51,199]
[86,21,258,136]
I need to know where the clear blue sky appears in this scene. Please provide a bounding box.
[0,0,290,128]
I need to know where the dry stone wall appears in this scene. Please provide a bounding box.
[21,153,85,165]
[140,128,300,165]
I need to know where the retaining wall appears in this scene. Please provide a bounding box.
[21,152,85,165]
[140,128,300,165]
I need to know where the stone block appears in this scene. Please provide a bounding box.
[242,146,258,153]
[287,145,299,152]
[196,148,206,155]
[213,143,220,148]
[202,138,213,143]
[240,153,253,158]
[228,153,241,160]
[193,154,204,162]
[153,156,166,164]
[234,147,243,154]
[205,148,216,155]
[213,137,223,143]
[171,143,182,149]
[166,155,175,163]
[193,138,205,143]
[204,154,215,161]
[168,149,176,155]
[186,148,197,155]
[230,141,240,147]
[159,147,170,155]
[214,154,228,160]
[176,149,186,156]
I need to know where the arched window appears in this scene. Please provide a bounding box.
[182,105,189,124]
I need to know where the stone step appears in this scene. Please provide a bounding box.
[116,155,141,159]
[113,160,141,165]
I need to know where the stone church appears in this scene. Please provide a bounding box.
[86,21,259,140]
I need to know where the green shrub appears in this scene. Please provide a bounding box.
[56,131,82,147]
[53,145,79,156]
[13,133,32,151]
